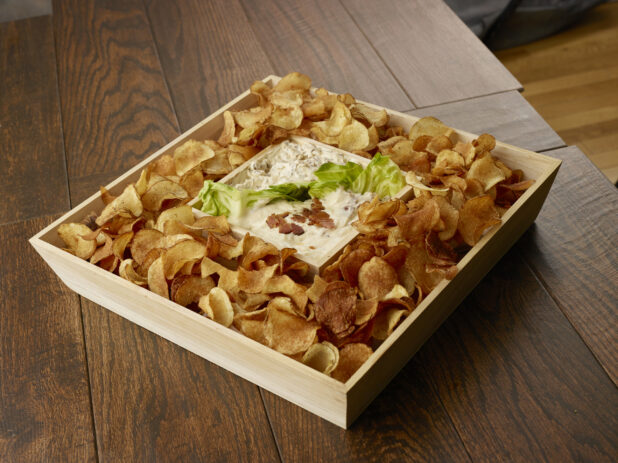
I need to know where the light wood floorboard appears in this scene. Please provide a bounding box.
[496,2,618,184]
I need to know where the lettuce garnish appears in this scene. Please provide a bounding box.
[197,153,405,217]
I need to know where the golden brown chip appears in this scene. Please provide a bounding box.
[162,239,206,280]
[309,125,338,145]
[171,275,215,307]
[97,255,119,273]
[355,298,378,325]
[99,186,115,205]
[264,303,318,355]
[271,90,303,108]
[350,103,388,128]
[395,198,440,240]
[434,149,464,173]
[403,240,444,295]
[382,245,408,269]
[271,105,303,130]
[141,180,188,211]
[314,87,338,112]
[381,284,409,301]
[274,72,311,92]
[250,80,273,106]
[130,229,164,265]
[340,248,374,287]
[155,205,195,232]
[465,178,485,199]
[357,257,399,300]
[241,234,279,269]
[234,308,268,344]
[405,171,449,196]
[315,281,357,336]
[372,308,407,340]
[267,296,299,317]
[426,135,454,155]
[235,292,271,312]
[337,93,356,106]
[238,264,278,294]
[301,98,326,119]
[58,223,98,259]
[217,111,235,146]
[313,101,351,137]
[263,275,308,313]
[306,275,329,303]
[467,155,506,191]
[90,233,113,265]
[198,287,234,327]
[408,116,454,142]
[331,343,373,382]
[453,141,476,167]
[233,105,272,129]
[457,195,501,246]
[338,119,370,152]
[96,184,143,226]
[148,256,168,299]
[111,231,134,260]
[473,133,496,155]
[150,154,176,177]
[200,257,239,297]
[203,150,233,175]
[217,234,244,260]
[434,196,459,241]
[378,135,407,153]
[173,140,215,176]
[228,144,260,162]
[178,169,204,198]
[357,196,400,224]
[412,134,433,152]
[119,259,148,286]
[302,342,339,375]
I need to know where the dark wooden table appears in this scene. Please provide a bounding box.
[1,1,617,461]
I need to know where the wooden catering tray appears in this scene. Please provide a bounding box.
[29,75,561,428]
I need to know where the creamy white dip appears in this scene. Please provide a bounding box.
[228,188,373,257]
[232,139,353,189]
[227,139,373,261]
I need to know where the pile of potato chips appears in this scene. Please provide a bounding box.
[57,72,533,383]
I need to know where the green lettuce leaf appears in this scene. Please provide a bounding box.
[350,153,406,198]
[197,153,405,217]
[313,161,363,185]
[197,181,312,217]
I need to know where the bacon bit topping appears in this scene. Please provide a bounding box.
[291,223,305,235]
[266,213,285,229]
[312,198,325,212]
[292,198,336,229]
[309,210,335,229]
[278,222,294,234]
[266,213,305,235]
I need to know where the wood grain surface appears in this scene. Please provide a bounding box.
[81,300,280,462]
[407,91,565,153]
[3,0,617,460]
[51,2,284,459]
[340,0,521,107]
[52,0,178,186]
[496,2,618,184]
[0,17,69,224]
[418,248,618,462]
[261,357,471,462]
[239,0,413,111]
[144,0,274,130]
[518,146,618,384]
[0,216,96,463]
